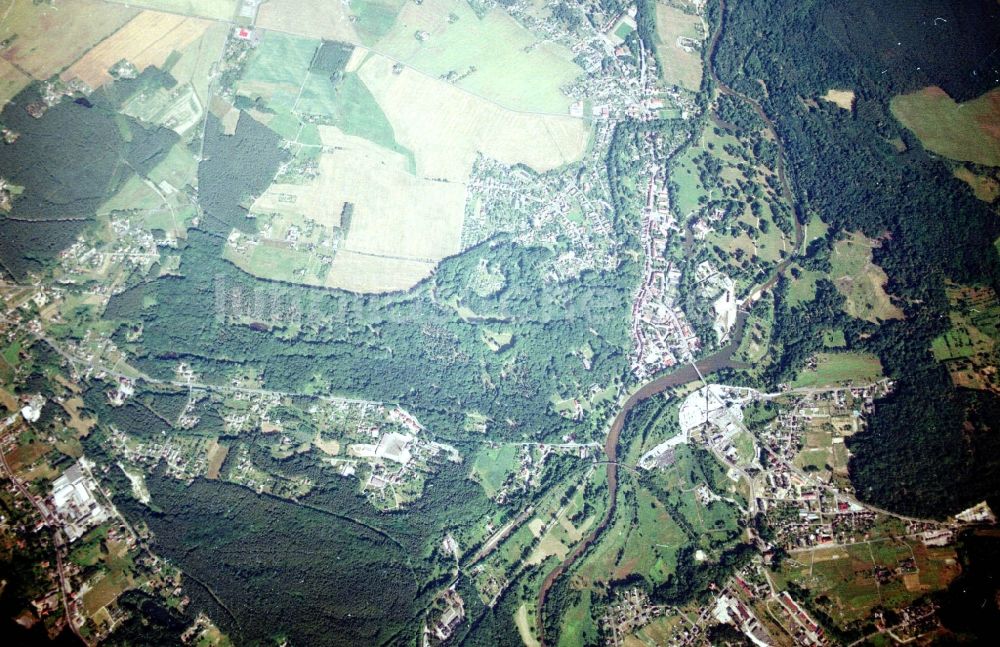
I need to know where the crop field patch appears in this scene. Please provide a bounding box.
[374,0,582,113]
[358,53,588,183]
[161,21,229,106]
[830,232,904,322]
[891,85,1000,167]
[0,0,137,80]
[654,4,704,91]
[61,10,212,90]
[324,250,437,293]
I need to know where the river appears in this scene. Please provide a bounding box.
[535,1,806,641]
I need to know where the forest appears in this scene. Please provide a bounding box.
[0,79,177,279]
[713,0,1000,517]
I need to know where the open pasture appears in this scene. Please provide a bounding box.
[654,3,704,91]
[792,352,883,388]
[374,0,582,113]
[238,30,317,114]
[891,85,1000,167]
[61,10,211,89]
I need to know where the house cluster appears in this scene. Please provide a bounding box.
[463,125,621,283]
[631,176,701,379]
[424,587,466,645]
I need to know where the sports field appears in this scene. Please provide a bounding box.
[375,0,582,113]
[61,10,211,89]
[654,3,704,91]
[891,85,1000,166]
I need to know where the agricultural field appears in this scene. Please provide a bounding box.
[249,125,463,289]
[654,3,705,91]
[773,539,960,631]
[104,0,238,21]
[830,232,904,322]
[891,85,1000,167]
[237,30,319,114]
[792,352,883,388]
[255,0,362,43]
[374,0,583,113]
[0,0,136,81]
[0,57,29,106]
[931,284,1000,393]
[61,10,211,90]
[357,53,588,182]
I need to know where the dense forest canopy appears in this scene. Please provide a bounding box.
[715,0,1000,516]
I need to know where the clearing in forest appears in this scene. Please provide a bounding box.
[953,166,1000,203]
[830,232,904,323]
[821,88,855,111]
[891,86,1000,166]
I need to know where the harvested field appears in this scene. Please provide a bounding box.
[374,0,582,113]
[61,10,211,90]
[821,89,855,111]
[358,53,588,182]
[654,3,704,91]
[255,0,360,43]
[0,0,136,80]
[163,21,229,105]
[891,86,1000,166]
